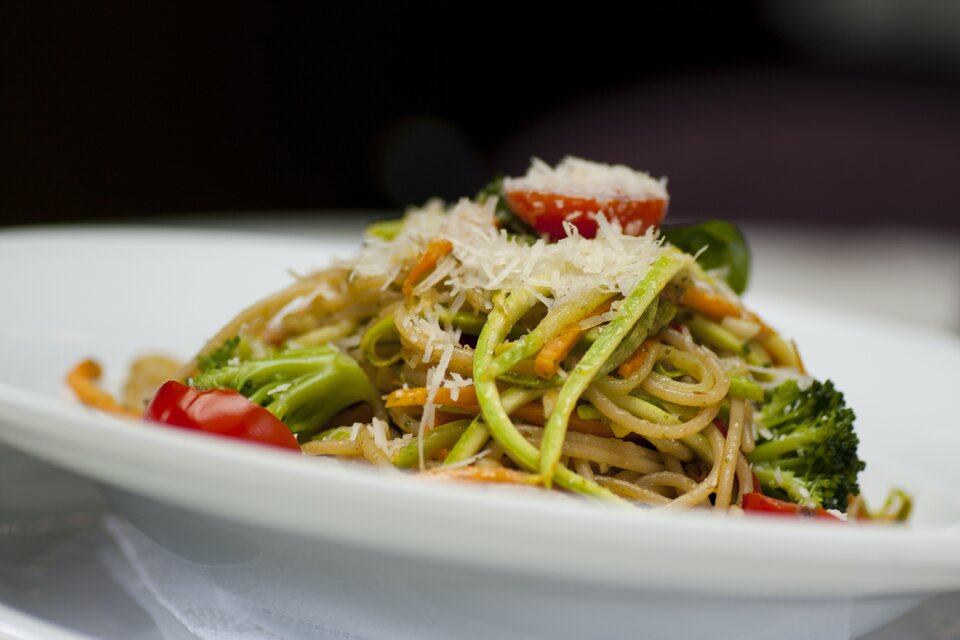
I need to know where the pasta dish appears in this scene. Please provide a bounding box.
[68,157,909,520]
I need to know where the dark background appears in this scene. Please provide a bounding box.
[3,2,959,228]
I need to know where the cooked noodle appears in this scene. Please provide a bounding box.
[75,159,887,517]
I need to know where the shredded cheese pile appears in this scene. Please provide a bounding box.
[352,197,675,310]
[503,156,668,202]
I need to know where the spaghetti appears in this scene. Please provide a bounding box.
[69,157,907,519]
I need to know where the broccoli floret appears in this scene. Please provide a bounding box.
[748,379,865,512]
[191,342,378,439]
[197,335,241,373]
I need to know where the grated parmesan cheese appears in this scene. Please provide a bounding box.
[503,156,667,202]
[352,197,678,310]
[267,383,292,395]
[368,417,390,453]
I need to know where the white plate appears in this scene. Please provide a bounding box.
[1,226,959,640]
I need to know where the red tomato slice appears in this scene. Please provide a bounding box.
[503,190,667,240]
[144,380,301,451]
[741,492,843,521]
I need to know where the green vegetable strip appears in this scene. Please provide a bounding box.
[360,314,403,367]
[496,371,563,389]
[443,420,490,465]
[488,290,613,377]
[474,290,624,502]
[444,387,545,465]
[685,313,745,355]
[365,218,404,241]
[393,419,472,468]
[576,404,603,420]
[596,298,659,377]
[681,433,714,465]
[539,253,686,483]
[744,342,773,366]
[438,309,488,335]
[727,375,764,401]
[610,393,678,425]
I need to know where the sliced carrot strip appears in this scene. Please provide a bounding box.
[402,238,453,297]
[677,285,776,340]
[385,385,479,410]
[422,465,538,485]
[66,359,142,418]
[677,284,742,320]
[617,338,657,378]
[512,403,614,438]
[534,324,583,379]
[533,300,613,379]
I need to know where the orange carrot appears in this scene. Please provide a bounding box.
[677,285,742,320]
[533,300,613,379]
[534,324,584,378]
[402,238,453,297]
[422,465,538,485]
[512,403,614,438]
[66,359,141,418]
[385,385,479,411]
[617,338,657,378]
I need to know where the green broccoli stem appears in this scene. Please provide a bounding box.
[748,428,827,463]
[753,466,816,507]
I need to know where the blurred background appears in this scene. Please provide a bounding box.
[2,1,959,328]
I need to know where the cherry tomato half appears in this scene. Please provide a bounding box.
[144,380,300,451]
[741,492,843,521]
[503,190,667,240]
